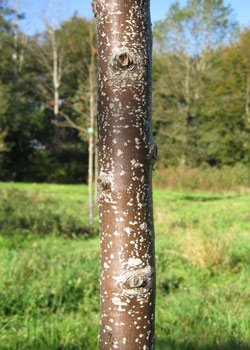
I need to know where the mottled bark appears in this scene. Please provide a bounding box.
[93,1,156,349]
[95,130,99,203]
[88,25,96,226]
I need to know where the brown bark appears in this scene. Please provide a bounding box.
[88,24,96,226]
[95,127,99,204]
[93,1,156,349]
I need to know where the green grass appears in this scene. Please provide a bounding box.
[0,182,250,349]
[0,183,99,240]
[153,165,250,192]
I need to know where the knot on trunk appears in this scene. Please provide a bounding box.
[98,175,111,192]
[97,174,115,203]
[148,143,157,164]
[111,50,136,72]
[114,266,154,297]
[124,275,148,289]
[91,0,106,18]
[118,53,133,68]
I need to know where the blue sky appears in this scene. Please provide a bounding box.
[19,0,250,34]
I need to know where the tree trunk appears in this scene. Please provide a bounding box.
[246,74,250,123]
[93,1,156,349]
[88,24,96,226]
[52,29,61,136]
[94,127,99,204]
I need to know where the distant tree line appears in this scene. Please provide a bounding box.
[0,0,249,183]
[152,0,250,168]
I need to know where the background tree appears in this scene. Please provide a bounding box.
[30,13,98,224]
[0,0,41,180]
[153,0,238,167]
[201,27,250,165]
[59,17,98,225]
[0,7,89,183]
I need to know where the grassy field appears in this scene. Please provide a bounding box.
[0,182,250,350]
